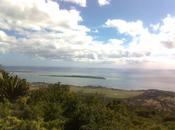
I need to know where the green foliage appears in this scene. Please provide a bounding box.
[30,83,69,103]
[0,81,175,130]
[0,72,29,102]
[0,116,47,130]
[0,100,12,118]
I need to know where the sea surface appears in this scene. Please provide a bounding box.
[5,66,175,91]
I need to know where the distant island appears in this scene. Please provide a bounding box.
[41,74,106,80]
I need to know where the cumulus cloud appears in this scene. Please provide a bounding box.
[105,19,146,37]
[98,0,110,6]
[0,0,175,68]
[61,0,111,7]
[61,0,86,7]
[0,31,7,41]
[0,31,9,53]
[105,15,175,68]
[0,0,84,31]
[0,0,124,63]
[0,30,16,54]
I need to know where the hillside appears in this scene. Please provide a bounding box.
[1,74,175,130]
[31,82,175,113]
[126,89,175,112]
[31,82,175,111]
[69,85,175,113]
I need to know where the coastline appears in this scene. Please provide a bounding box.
[40,74,106,80]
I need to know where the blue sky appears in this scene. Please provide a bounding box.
[0,0,175,68]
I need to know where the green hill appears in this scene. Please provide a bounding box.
[1,72,175,130]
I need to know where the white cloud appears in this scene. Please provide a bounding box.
[150,23,160,31]
[0,0,175,69]
[0,0,91,59]
[0,42,9,54]
[160,15,175,33]
[104,15,175,68]
[61,0,111,7]
[61,0,86,7]
[105,19,146,37]
[98,0,110,6]
[0,31,10,53]
[0,0,83,31]
[0,0,120,63]
[108,39,124,45]
[0,31,7,41]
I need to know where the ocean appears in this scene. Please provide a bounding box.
[5,66,175,91]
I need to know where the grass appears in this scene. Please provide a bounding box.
[30,82,143,99]
[70,86,143,99]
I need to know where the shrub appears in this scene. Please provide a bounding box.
[0,72,29,102]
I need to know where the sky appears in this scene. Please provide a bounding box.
[0,0,175,69]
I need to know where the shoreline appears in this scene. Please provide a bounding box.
[40,74,106,80]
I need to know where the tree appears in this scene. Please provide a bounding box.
[0,72,29,102]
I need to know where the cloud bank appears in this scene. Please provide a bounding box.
[0,0,175,68]
[105,15,175,68]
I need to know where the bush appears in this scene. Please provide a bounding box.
[0,72,29,102]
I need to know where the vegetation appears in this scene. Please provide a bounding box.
[0,71,29,102]
[41,75,106,79]
[0,71,175,130]
[70,86,143,99]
